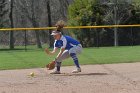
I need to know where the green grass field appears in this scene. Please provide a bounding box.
[0,46,140,70]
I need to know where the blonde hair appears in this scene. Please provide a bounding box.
[55,20,65,32]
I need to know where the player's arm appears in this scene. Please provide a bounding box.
[45,47,58,55]
[55,37,67,60]
[55,48,65,60]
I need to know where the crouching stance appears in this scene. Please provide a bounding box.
[45,30,82,74]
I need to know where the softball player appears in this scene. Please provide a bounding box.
[45,30,82,74]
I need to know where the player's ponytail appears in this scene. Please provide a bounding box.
[55,20,65,32]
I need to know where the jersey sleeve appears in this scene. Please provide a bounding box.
[54,40,57,49]
[61,37,67,49]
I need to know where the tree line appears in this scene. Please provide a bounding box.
[0,0,140,49]
[68,0,140,47]
[0,0,72,49]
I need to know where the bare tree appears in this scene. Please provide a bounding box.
[2,0,74,49]
[103,0,132,46]
[0,0,8,27]
[18,0,42,48]
[29,0,42,48]
[46,0,53,48]
[9,0,14,49]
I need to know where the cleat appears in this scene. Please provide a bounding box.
[72,68,81,73]
[50,70,61,74]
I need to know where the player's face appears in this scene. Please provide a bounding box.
[53,34,61,40]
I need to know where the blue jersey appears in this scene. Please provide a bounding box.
[54,35,80,50]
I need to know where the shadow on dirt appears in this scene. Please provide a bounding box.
[54,73,109,76]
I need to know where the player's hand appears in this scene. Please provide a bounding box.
[45,48,50,55]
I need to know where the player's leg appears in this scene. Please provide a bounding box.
[50,50,70,74]
[69,44,82,73]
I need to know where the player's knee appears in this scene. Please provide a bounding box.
[56,57,63,62]
[70,53,75,57]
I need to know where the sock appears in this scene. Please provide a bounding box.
[56,62,61,71]
[57,66,60,71]
[70,53,80,68]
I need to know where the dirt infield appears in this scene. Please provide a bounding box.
[0,63,140,93]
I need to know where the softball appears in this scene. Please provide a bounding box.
[30,72,35,77]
